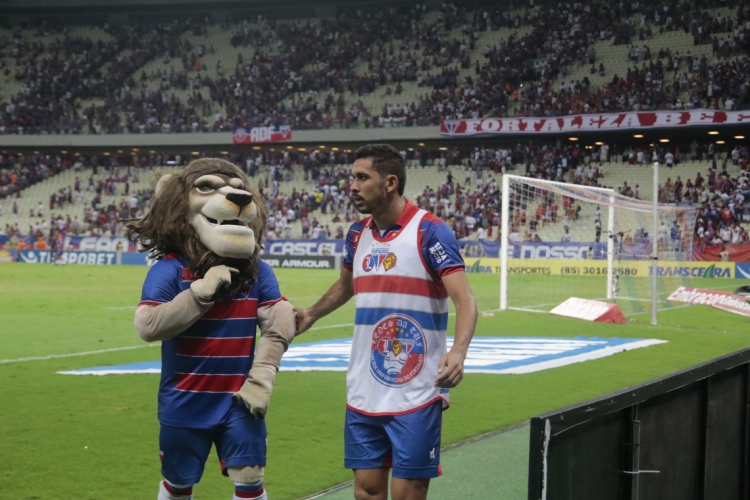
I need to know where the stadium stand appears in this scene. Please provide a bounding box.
[1,0,749,255]
[2,139,748,252]
[1,0,747,135]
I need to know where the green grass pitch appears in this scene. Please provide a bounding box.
[1,264,749,499]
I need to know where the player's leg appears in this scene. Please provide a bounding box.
[353,468,390,500]
[158,425,213,499]
[216,400,268,500]
[344,408,392,500]
[385,402,443,500]
[390,477,430,500]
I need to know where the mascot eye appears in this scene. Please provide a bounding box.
[196,185,214,194]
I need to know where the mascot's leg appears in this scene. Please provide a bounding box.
[158,480,194,500]
[228,465,267,499]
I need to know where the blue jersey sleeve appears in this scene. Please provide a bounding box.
[420,215,465,277]
[342,220,366,271]
[256,261,284,306]
[140,258,182,304]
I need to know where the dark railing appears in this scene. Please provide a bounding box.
[528,348,750,500]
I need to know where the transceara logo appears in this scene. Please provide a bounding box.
[651,264,730,278]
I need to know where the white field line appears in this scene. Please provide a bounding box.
[0,344,160,364]
[2,308,497,364]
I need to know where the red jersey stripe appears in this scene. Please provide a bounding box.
[352,275,448,299]
[259,296,287,307]
[177,336,254,357]
[174,373,246,393]
[138,300,164,307]
[181,267,199,281]
[203,299,258,319]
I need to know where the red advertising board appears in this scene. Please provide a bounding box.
[233,126,291,144]
[550,297,627,324]
[440,109,750,136]
[667,287,750,318]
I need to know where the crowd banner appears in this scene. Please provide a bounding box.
[441,109,750,136]
[693,244,750,262]
[233,125,291,144]
[465,258,736,278]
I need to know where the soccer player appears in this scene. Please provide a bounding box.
[295,144,477,500]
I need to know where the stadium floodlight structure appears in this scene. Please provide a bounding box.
[499,174,699,319]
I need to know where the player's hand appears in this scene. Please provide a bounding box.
[190,265,238,302]
[293,306,316,335]
[234,364,276,419]
[434,351,466,388]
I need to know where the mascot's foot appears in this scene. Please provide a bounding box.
[158,480,193,500]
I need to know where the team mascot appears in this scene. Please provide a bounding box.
[127,158,295,500]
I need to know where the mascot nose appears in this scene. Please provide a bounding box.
[226,192,253,208]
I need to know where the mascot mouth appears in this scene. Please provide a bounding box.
[204,215,246,227]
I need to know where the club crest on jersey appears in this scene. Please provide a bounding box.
[370,314,426,387]
[362,247,397,272]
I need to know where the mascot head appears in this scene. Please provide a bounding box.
[126,158,266,301]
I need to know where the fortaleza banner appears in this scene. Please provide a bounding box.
[667,287,750,318]
[441,109,750,136]
[464,258,735,278]
[232,125,291,144]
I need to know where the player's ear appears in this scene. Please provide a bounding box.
[385,174,399,194]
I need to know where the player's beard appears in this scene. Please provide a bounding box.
[352,185,387,215]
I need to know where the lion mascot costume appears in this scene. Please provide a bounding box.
[127,158,295,500]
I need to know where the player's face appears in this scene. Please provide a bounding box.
[350,159,387,214]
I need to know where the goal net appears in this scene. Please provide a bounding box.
[499,175,699,316]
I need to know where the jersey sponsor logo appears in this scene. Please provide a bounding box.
[429,242,450,262]
[362,247,396,272]
[370,314,426,387]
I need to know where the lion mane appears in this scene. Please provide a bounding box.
[126,158,267,302]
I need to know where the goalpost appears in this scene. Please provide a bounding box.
[499,174,699,317]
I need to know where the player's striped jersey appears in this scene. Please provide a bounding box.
[347,202,464,415]
[139,255,284,428]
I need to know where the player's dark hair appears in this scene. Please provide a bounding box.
[355,144,406,196]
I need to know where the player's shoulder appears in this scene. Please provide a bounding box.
[348,218,368,234]
[419,211,450,232]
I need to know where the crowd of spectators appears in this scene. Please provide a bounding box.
[1,0,746,136]
[2,135,750,257]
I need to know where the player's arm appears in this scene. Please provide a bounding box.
[135,265,236,342]
[435,270,477,388]
[294,266,353,334]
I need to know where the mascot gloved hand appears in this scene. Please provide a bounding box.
[191,265,238,303]
[235,299,295,418]
[127,158,295,500]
